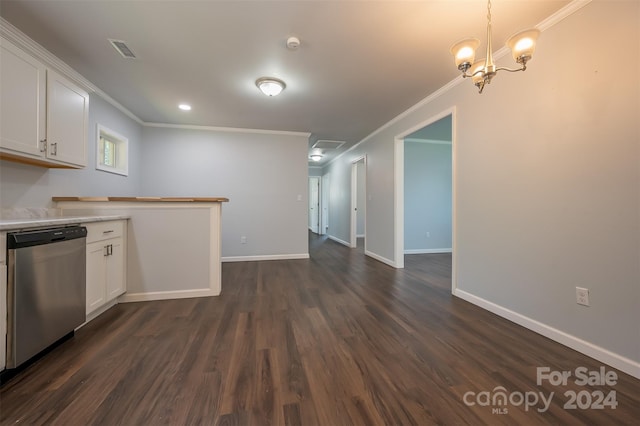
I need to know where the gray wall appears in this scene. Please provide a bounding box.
[325,0,640,364]
[0,93,143,209]
[308,166,323,177]
[139,126,309,259]
[404,141,452,252]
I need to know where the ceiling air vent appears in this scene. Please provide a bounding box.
[312,140,345,151]
[108,39,136,59]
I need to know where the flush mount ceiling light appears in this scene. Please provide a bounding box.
[178,103,192,111]
[256,77,286,97]
[310,154,323,162]
[450,0,540,94]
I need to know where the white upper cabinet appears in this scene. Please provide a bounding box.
[46,69,88,166]
[0,36,89,168]
[0,37,46,158]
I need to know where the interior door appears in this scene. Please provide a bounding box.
[309,177,320,233]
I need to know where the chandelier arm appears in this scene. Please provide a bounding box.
[461,69,487,79]
[494,64,527,74]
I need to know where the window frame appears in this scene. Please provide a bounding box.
[96,124,128,176]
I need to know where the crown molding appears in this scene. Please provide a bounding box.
[1,17,94,93]
[404,138,451,145]
[536,0,592,31]
[143,122,310,138]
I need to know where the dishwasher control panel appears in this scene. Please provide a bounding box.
[8,226,87,249]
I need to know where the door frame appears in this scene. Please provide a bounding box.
[350,155,366,248]
[393,107,457,293]
[308,176,321,234]
[321,173,330,235]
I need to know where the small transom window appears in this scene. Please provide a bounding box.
[96,124,128,176]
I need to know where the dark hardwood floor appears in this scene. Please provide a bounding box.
[1,233,639,425]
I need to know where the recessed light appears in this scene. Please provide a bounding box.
[178,104,192,111]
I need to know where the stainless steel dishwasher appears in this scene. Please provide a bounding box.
[6,226,87,369]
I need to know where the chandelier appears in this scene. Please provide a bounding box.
[450,0,540,93]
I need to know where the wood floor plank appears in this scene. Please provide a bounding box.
[1,233,639,425]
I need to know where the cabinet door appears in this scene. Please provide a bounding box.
[46,69,88,167]
[106,238,125,300]
[86,242,107,314]
[0,37,46,157]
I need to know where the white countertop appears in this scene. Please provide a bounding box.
[0,215,130,231]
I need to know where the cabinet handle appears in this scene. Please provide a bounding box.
[50,142,58,156]
[104,244,113,256]
[39,139,47,152]
[103,245,109,257]
[103,230,114,234]
[108,244,113,256]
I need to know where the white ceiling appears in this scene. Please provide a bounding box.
[0,0,569,165]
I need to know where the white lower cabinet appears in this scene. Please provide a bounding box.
[85,221,126,316]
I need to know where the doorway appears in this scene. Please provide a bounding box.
[309,177,320,234]
[404,115,452,255]
[394,108,456,290]
[350,157,366,248]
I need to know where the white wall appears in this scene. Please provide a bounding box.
[404,141,452,252]
[325,0,640,373]
[0,93,143,209]
[139,125,310,260]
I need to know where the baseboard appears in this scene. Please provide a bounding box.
[221,253,309,262]
[120,288,220,303]
[453,289,640,379]
[404,248,452,254]
[364,250,398,268]
[328,235,350,247]
[80,299,119,327]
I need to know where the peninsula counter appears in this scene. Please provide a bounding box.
[54,197,229,302]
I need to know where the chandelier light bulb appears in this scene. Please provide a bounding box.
[450,38,480,71]
[506,29,540,64]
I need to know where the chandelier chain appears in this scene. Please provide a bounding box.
[487,0,492,25]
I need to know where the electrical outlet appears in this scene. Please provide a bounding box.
[576,287,590,306]
[240,236,247,244]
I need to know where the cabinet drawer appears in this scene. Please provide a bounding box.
[85,221,124,243]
